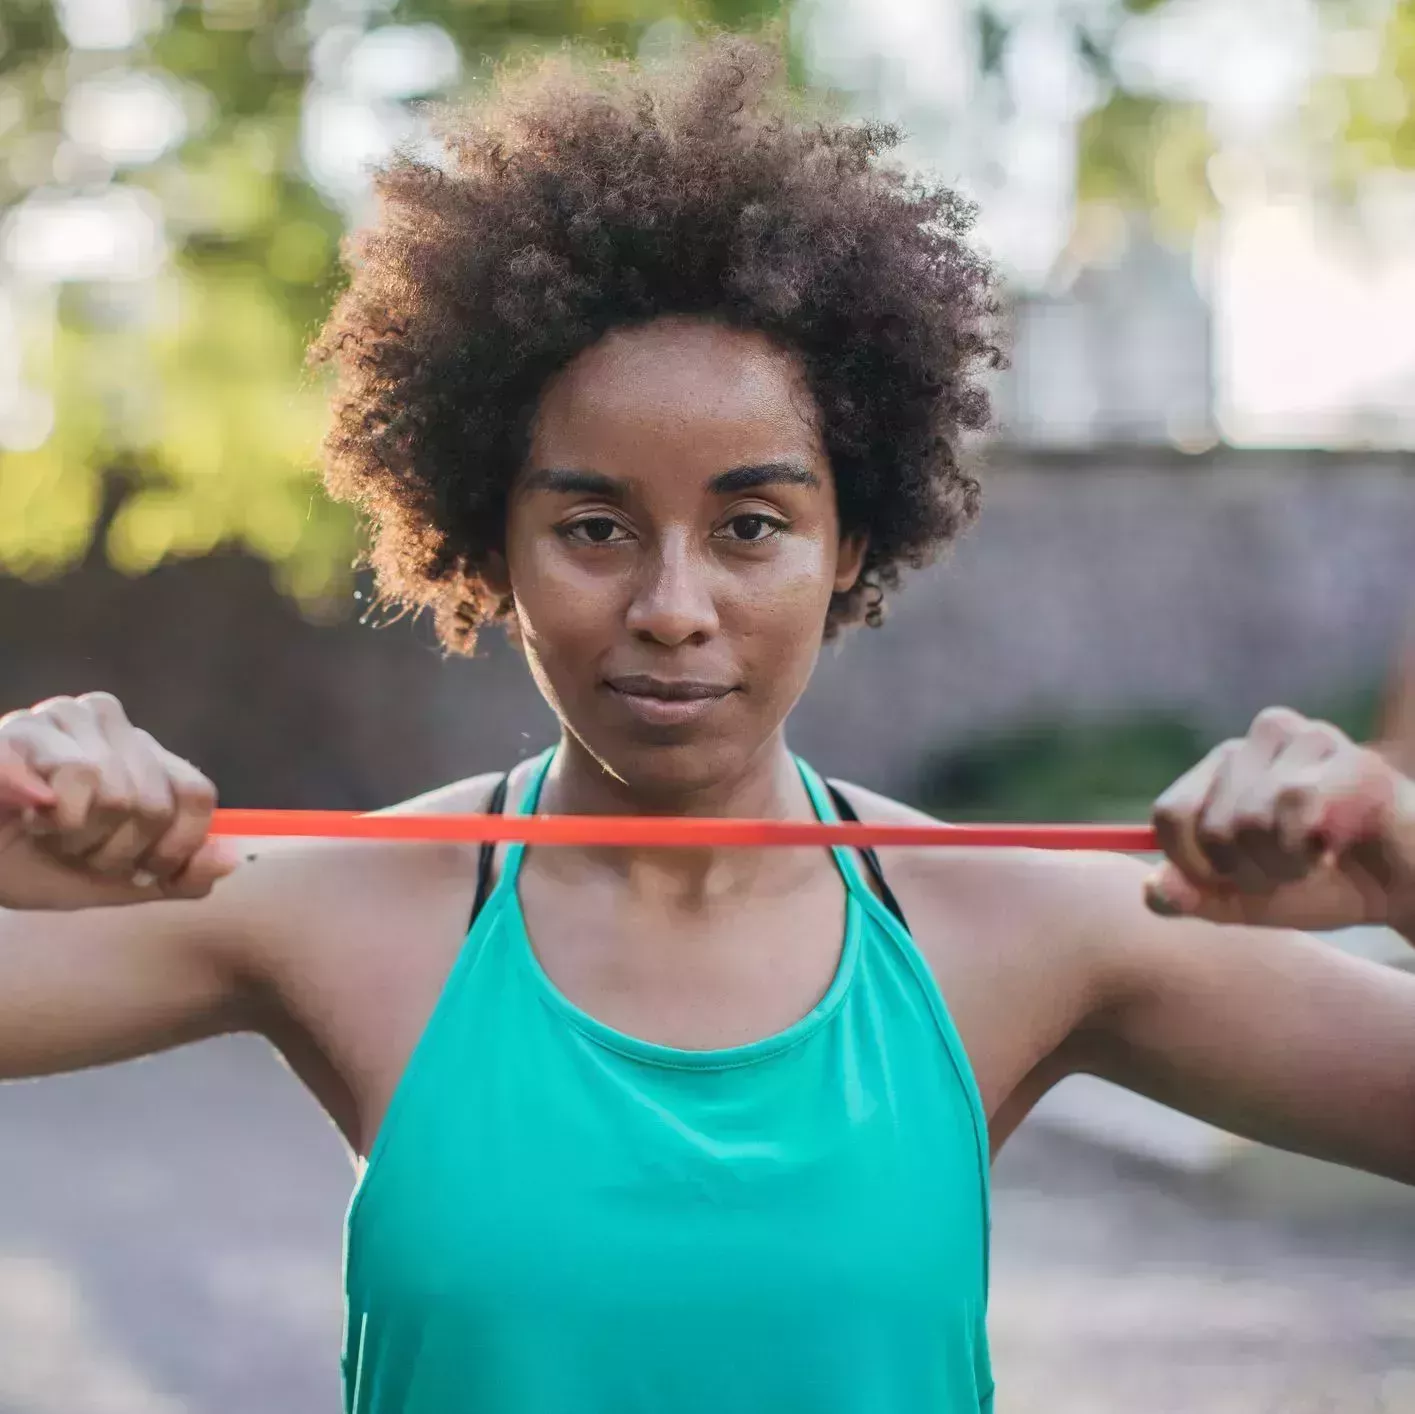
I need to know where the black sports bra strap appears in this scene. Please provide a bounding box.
[824,782,910,932]
[468,773,510,930]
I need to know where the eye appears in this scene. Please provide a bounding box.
[716,513,786,544]
[561,516,632,545]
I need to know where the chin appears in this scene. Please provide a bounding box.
[576,722,762,802]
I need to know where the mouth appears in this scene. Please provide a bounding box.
[603,674,738,727]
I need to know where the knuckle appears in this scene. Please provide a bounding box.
[1352,743,1388,776]
[144,846,189,877]
[92,785,134,817]
[172,773,217,811]
[77,691,126,721]
[1300,718,1343,745]
[1252,705,1300,731]
[129,727,160,754]
[59,758,101,788]
[1230,808,1273,836]
[1249,706,1302,742]
[30,696,77,726]
[133,791,174,825]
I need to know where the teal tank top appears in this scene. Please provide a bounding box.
[342,750,994,1413]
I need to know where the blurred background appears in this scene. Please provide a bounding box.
[2,0,1415,1410]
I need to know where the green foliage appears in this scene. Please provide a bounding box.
[1339,0,1415,171]
[917,712,1211,823]
[5,0,1413,607]
[0,0,787,608]
[1078,90,1215,238]
[916,687,1384,824]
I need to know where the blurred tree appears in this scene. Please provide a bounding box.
[973,0,1415,242]
[2,0,1411,603]
[0,0,783,607]
[1329,0,1415,177]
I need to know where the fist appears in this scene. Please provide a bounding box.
[0,692,239,910]
[1145,706,1415,933]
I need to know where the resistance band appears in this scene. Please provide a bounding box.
[212,809,1158,853]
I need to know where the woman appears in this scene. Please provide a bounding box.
[1,35,1413,1414]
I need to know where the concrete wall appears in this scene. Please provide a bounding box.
[794,445,1415,792]
[3,445,1411,806]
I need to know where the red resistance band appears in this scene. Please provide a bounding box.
[212,809,1158,853]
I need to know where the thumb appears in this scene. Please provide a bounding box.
[1143,864,1211,920]
[159,838,244,899]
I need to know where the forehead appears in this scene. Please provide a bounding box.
[528,318,825,467]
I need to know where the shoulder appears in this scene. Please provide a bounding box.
[219,766,524,991]
[373,769,507,819]
[826,775,1147,903]
[825,777,1151,1016]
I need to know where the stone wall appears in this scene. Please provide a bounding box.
[2,445,1411,806]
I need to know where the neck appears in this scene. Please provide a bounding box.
[532,730,819,901]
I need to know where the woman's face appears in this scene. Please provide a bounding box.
[500,316,864,797]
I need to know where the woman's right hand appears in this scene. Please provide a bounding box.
[0,693,240,911]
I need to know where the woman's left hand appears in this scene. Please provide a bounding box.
[1145,706,1415,938]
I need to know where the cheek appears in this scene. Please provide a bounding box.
[730,536,839,624]
[509,525,609,603]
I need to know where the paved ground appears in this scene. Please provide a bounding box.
[2,1036,1414,1414]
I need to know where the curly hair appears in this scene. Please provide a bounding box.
[312,31,1002,653]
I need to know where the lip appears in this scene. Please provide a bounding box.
[603,675,737,727]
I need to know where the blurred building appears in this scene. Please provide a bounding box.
[995,216,1215,448]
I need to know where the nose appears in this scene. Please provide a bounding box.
[624,533,719,647]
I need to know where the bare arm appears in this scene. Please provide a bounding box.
[831,710,1415,1179]
[0,892,263,1078]
[0,690,506,1090]
[1077,707,1415,1184]
[0,692,271,1080]
[1061,851,1415,1183]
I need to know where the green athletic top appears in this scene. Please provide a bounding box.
[342,749,994,1413]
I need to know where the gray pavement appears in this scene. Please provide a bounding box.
[2,1037,1414,1414]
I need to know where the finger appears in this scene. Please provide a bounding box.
[53,755,139,863]
[160,837,242,900]
[0,743,58,812]
[83,732,176,877]
[6,722,94,830]
[1267,726,1347,865]
[1143,860,1211,917]
[1270,775,1328,870]
[1152,741,1237,890]
[141,749,219,882]
[36,759,106,844]
[1196,709,1312,889]
[21,703,111,846]
[1144,862,1376,929]
[1311,746,1397,854]
[1228,723,1344,886]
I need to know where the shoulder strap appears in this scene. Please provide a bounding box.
[825,782,910,932]
[467,773,510,931]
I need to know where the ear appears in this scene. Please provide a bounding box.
[481,551,523,653]
[833,533,867,594]
[482,549,511,600]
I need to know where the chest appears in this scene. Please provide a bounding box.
[515,862,852,1050]
[282,851,1069,1158]
[347,967,989,1335]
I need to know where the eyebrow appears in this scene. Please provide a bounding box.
[520,462,821,498]
[708,463,821,495]
[520,468,624,498]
